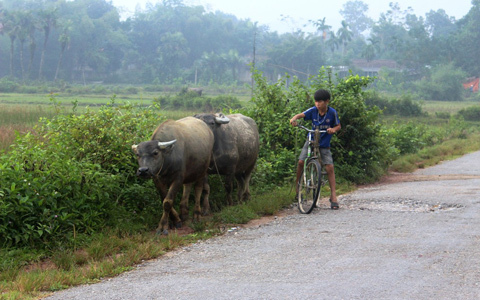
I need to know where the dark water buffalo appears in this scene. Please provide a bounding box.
[132,117,214,234]
[193,113,259,204]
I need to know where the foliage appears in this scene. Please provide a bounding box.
[0,99,163,248]
[365,91,424,117]
[244,67,391,185]
[414,63,467,101]
[0,0,478,91]
[154,91,242,112]
[328,74,391,183]
[243,68,313,188]
[0,77,19,92]
[457,105,480,121]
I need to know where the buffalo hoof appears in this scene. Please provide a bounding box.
[156,229,169,235]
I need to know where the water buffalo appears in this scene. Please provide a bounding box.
[193,113,259,204]
[132,117,214,235]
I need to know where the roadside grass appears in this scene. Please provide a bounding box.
[0,186,297,299]
[390,133,480,172]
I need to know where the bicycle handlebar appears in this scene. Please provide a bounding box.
[296,124,326,133]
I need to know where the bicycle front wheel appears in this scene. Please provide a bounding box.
[298,159,322,214]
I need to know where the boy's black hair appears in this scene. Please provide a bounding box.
[314,89,331,101]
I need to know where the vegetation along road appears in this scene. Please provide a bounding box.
[45,151,480,299]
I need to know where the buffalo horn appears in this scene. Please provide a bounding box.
[158,139,177,149]
[131,144,138,152]
[215,114,230,124]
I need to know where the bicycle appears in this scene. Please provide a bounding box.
[296,124,327,214]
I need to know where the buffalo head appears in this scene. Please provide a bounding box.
[132,139,176,178]
[193,113,230,130]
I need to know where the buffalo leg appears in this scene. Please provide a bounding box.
[179,184,192,222]
[193,179,204,222]
[224,174,234,205]
[242,171,253,202]
[235,173,247,203]
[202,176,211,215]
[157,183,182,235]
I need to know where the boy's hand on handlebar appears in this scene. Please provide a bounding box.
[327,128,336,134]
[290,118,298,127]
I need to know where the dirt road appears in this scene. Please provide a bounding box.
[46,151,480,299]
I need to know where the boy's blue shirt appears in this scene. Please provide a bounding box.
[302,106,340,148]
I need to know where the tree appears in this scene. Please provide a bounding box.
[326,31,339,54]
[362,37,379,62]
[222,49,243,82]
[452,0,480,76]
[339,0,373,37]
[425,9,456,38]
[37,7,58,80]
[2,10,20,77]
[310,17,331,41]
[54,20,72,82]
[337,20,353,56]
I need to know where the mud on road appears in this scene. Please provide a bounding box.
[46,152,480,300]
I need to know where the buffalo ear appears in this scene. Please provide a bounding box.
[131,144,138,154]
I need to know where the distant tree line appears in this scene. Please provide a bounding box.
[1,0,480,89]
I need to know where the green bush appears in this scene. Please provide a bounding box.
[244,68,391,185]
[0,101,164,248]
[458,105,480,121]
[365,92,424,117]
[414,63,467,101]
[0,78,19,92]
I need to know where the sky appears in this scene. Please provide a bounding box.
[111,0,474,33]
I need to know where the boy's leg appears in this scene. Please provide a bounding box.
[325,164,337,204]
[295,160,304,195]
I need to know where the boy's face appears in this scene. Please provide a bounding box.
[314,99,329,111]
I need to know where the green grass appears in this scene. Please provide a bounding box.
[421,100,479,115]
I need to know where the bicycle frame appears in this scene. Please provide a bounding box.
[296,124,327,213]
[298,124,325,165]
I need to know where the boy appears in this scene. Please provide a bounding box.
[289,89,341,209]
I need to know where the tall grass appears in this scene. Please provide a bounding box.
[0,105,59,152]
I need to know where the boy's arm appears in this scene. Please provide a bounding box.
[289,113,305,126]
[327,123,341,134]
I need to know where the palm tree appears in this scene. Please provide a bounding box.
[16,10,33,81]
[337,20,353,56]
[3,10,20,77]
[54,20,72,82]
[311,17,331,41]
[311,17,331,58]
[326,31,339,54]
[362,37,380,62]
[38,7,58,80]
[222,49,243,82]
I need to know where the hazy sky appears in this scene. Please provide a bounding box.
[111,0,473,33]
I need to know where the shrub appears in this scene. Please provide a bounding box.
[0,100,163,248]
[457,105,480,121]
[0,78,19,92]
[414,63,467,101]
[365,92,424,117]
[244,68,391,185]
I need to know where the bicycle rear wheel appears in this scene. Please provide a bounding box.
[297,159,322,214]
